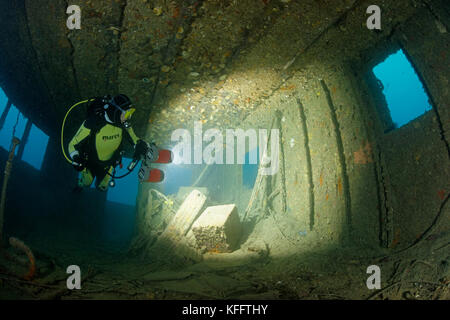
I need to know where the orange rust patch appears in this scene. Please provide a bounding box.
[208,244,225,254]
[337,177,342,196]
[280,84,296,91]
[86,9,103,18]
[437,189,446,200]
[172,7,180,19]
[354,140,373,164]
[389,229,401,248]
[319,173,323,186]
[325,193,329,201]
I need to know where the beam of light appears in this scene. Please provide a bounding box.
[243,148,258,188]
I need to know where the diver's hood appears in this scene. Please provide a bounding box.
[103,94,135,124]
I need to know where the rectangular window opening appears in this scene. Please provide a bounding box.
[21,124,49,170]
[372,49,432,129]
[0,105,27,151]
[0,87,49,170]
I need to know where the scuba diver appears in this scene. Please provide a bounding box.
[68,94,150,192]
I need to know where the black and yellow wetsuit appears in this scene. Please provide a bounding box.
[68,115,140,191]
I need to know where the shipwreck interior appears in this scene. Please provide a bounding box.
[0,0,448,300]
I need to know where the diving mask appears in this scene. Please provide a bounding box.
[107,95,135,123]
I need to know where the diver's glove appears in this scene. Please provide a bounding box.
[70,151,85,172]
[134,140,149,160]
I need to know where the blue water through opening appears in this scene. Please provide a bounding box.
[372,49,432,128]
[0,87,49,170]
[106,157,139,206]
[21,124,49,170]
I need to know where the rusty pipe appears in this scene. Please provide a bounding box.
[0,137,21,243]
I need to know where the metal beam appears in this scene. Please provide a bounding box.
[0,100,12,131]
[17,119,32,160]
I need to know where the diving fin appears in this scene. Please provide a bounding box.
[138,166,164,183]
[138,147,171,183]
[154,149,172,164]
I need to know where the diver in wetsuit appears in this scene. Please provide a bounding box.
[68,94,149,192]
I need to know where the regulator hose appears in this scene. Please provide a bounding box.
[60,99,93,164]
